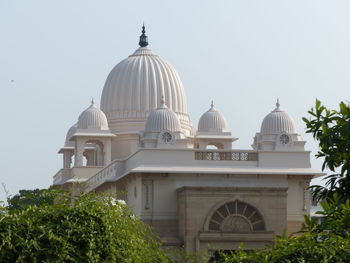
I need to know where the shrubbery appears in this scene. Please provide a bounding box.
[0,190,170,263]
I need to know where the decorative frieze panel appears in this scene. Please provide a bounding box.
[195,151,258,161]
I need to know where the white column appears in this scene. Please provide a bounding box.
[74,137,85,167]
[95,144,103,166]
[63,151,69,169]
[104,138,111,165]
[63,151,67,168]
[63,150,74,169]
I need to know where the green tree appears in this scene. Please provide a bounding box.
[303,99,350,202]
[0,190,170,263]
[6,188,55,211]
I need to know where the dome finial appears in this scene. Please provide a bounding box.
[91,98,95,105]
[209,100,216,111]
[276,98,280,109]
[159,95,168,109]
[139,23,148,47]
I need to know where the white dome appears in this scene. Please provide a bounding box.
[77,101,109,130]
[145,101,182,132]
[198,103,228,132]
[100,42,191,134]
[260,101,297,135]
[65,123,77,146]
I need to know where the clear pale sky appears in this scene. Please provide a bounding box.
[1,0,349,202]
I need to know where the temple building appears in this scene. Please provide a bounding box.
[53,26,323,254]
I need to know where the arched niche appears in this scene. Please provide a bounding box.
[206,200,265,232]
[205,142,224,149]
[84,139,105,166]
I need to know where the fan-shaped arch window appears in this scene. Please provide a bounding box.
[208,200,265,232]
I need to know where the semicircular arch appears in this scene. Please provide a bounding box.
[204,199,266,232]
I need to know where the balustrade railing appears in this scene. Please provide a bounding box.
[194,151,258,161]
[53,169,72,185]
[85,160,124,192]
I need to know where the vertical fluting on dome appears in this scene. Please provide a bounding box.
[100,30,192,135]
[77,100,109,130]
[145,98,182,132]
[197,101,229,132]
[139,24,148,47]
[65,123,78,146]
[252,99,306,151]
[260,100,297,135]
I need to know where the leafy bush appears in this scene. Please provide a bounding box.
[0,190,170,263]
[215,233,350,263]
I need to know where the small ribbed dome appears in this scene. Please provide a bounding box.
[77,100,109,130]
[198,102,228,132]
[145,100,182,132]
[65,123,77,145]
[260,100,297,134]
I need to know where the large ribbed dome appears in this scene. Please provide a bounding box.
[198,103,228,132]
[78,101,109,130]
[100,33,192,135]
[145,101,182,132]
[260,101,297,135]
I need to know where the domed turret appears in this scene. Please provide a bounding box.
[145,98,182,132]
[140,98,189,149]
[100,25,192,136]
[64,123,78,146]
[68,100,115,167]
[77,100,109,130]
[260,100,297,135]
[252,100,305,151]
[195,102,236,150]
[198,101,229,132]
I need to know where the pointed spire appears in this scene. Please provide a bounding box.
[276,98,280,109]
[209,100,216,111]
[139,23,148,47]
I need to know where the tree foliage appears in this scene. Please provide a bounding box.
[6,188,55,211]
[300,194,350,237]
[0,190,170,263]
[303,99,350,202]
